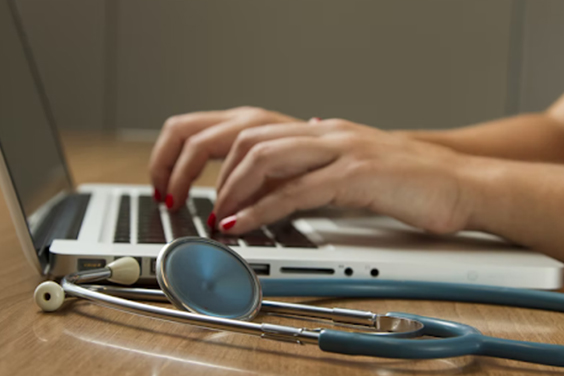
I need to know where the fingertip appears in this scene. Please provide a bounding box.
[150,170,171,205]
[207,212,217,228]
[153,188,162,202]
[219,215,237,233]
[165,194,174,210]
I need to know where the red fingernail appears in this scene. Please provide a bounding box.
[207,212,216,228]
[220,215,237,231]
[153,188,162,202]
[165,194,174,209]
[309,117,321,123]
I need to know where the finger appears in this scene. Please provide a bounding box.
[149,111,229,198]
[216,122,326,192]
[165,119,256,210]
[218,165,338,234]
[214,137,338,221]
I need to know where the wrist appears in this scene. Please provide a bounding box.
[455,155,509,233]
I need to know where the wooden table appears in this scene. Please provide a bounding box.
[1,133,563,376]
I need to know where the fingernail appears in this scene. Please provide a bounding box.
[309,117,321,123]
[220,215,237,231]
[153,188,162,202]
[165,194,174,209]
[207,212,216,228]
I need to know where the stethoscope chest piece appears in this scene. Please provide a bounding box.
[156,237,262,320]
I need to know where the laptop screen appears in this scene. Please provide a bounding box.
[0,0,73,248]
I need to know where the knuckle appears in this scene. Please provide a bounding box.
[232,105,264,116]
[163,115,183,133]
[331,134,361,149]
[281,183,301,199]
[344,159,374,177]
[324,118,352,131]
[242,106,269,120]
[248,143,274,165]
[184,134,206,151]
[232,105,256,112]
[235,128,260,150]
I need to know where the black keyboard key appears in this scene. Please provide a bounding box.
[241,229,276,247]
[267,220,317,248]
[169,206,199,238]
[137,196,166,244]
[192,197,214,220]
[192,197,218,237]
[114,195,131,243]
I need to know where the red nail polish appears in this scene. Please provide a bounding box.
[310,117,321,123]
[220,216,237,231]
[153,188,161,202]
[207,212,216,228]
[165,194,174,209]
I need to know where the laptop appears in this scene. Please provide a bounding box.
[1,0,562,289]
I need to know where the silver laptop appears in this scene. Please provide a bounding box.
[1,0,562,289]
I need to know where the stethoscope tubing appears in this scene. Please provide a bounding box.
[261,279,564,312]
[319,313,564,367]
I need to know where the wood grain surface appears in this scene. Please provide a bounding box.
[1,133,563,376]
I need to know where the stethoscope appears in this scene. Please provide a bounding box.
[34,237,564,367]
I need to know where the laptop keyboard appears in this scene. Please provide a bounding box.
[113,195,130,243]
[137,196,166,244]
[113,195,317,248]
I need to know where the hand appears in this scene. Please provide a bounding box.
[213,119,477,235]
[149,106,299,209]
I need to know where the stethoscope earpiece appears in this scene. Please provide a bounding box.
[34,281,65,312]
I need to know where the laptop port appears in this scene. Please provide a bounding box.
[250,263,270,276]
[77,258,106,271]
[344,267,353,276]
[150,258,157,275]
[280,267,335,275]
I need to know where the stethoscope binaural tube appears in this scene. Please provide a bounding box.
[84,284,423,336]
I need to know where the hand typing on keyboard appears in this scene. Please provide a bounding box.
[149,107,298,211]
[149,107,474,237]
[212,118,472,236]
[149,103,564,262]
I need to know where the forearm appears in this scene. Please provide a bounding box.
[463,157,564,261]
[399,113,564,163]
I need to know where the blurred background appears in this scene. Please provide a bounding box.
[13,0,564,138]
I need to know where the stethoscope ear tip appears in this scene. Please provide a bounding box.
[34,281,65,312]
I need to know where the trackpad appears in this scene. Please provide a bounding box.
[301,211,514,252]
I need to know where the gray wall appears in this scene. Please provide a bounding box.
[14,0,564,133]
[17,0,106,131]
[519,0,564,112]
